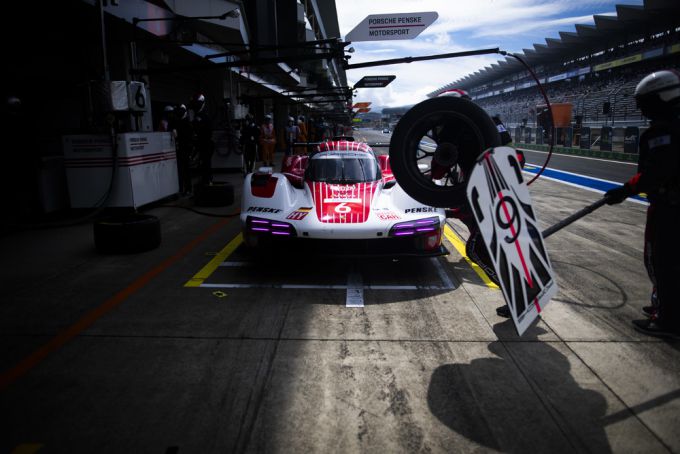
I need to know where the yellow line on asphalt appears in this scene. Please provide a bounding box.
[443,225,499,289]
[185,233,243,287]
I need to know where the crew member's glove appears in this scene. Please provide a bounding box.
[605,184,632,205]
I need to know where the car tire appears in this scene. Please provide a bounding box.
[194,182,235,207]
[94,214,161,254]
[390,96,500,208]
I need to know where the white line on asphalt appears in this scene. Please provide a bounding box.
[517,147,637,166]
[346,270,364,307]
[199,283,454,290]
[431,257,456,289]
[218,261,252,267]
[521,172,649,206]
[524,165,631,185]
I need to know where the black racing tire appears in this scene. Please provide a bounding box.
[94,214,161,254]
[390,96,501,208]
[194,182,235,207]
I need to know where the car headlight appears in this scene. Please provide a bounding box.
[246,216,297,236]
[388,216,440,236]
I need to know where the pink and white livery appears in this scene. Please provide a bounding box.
[240,140,448,256]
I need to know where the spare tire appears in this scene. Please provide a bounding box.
[194,182,235,207]
[390,96,500,208]
[94,214,161,254]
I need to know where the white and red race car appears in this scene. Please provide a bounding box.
[240,140,448,256]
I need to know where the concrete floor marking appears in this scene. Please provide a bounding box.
[443,225,499,289]
[218,261,252,267]
[185,233,243,287]
[199,283,451,290]
[346,270,364,307]
[0,218,231,391]
[431,256,456,289]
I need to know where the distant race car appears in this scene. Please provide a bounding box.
[382,128,390,134]
[240,140,447,256]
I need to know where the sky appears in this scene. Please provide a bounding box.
[335,0,644,111]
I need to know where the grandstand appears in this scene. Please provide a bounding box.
[429,1,680,132]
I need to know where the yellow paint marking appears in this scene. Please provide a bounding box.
[443,225,499,289]
[11,444,44,454]
[185,233,243,287]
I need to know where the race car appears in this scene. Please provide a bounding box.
[240,140,448,256]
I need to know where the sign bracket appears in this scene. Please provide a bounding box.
[345,47,501,70]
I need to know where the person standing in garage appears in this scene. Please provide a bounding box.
[296,115,308,155]
[2,95,39,221]
[242,114,260,174]
[174,104,193,195]
[191,94,214,184]
[259,114,276,167]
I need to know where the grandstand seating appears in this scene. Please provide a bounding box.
[474,61,679,128]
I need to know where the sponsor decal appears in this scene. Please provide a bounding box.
[247,206,282,213]
[287,210,310,220]
[308,181,379,223]
[404,207,437,214]
[376,211,400,220]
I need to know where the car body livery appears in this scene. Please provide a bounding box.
[240,140,447,256]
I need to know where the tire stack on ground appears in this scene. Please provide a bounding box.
[93,214,161,254]
[194,182,235,207]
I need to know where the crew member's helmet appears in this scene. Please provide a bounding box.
[192,93,206,110]
[288,116,295,122]
[437,88,471,100]
[634,70,680,119]
[164,105,175,113]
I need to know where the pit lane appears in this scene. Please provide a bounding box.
[185,234,457,306]
[2,139,679,453]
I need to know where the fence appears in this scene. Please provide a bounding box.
[511,125,647,161]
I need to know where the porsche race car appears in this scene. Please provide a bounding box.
[240,140,448,256]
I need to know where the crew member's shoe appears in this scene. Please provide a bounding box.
[496,305,511,318]
[642,305,657,317]
[632,319,680,340]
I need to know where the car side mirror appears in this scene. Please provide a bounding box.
[383,179,397,189]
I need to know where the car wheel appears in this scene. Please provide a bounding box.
[194,182,235,207]
[94,214,161,254]
[389,96,500,208]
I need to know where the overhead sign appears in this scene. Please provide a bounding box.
[466,147,558,336]
[354,75,396,88]
[353,102,371,109]
[346,12,438,42]
[356,108,371,113]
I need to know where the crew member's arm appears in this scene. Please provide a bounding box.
[606,125,679,204]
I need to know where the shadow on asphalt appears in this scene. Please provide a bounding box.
[426,322,612,453]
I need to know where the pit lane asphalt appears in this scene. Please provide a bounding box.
[1,134,678,453]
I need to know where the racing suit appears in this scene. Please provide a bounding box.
[608,113,680,330]
[242,121,260,174]
[193,107,214,184]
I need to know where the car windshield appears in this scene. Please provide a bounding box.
[306,154,381,183]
